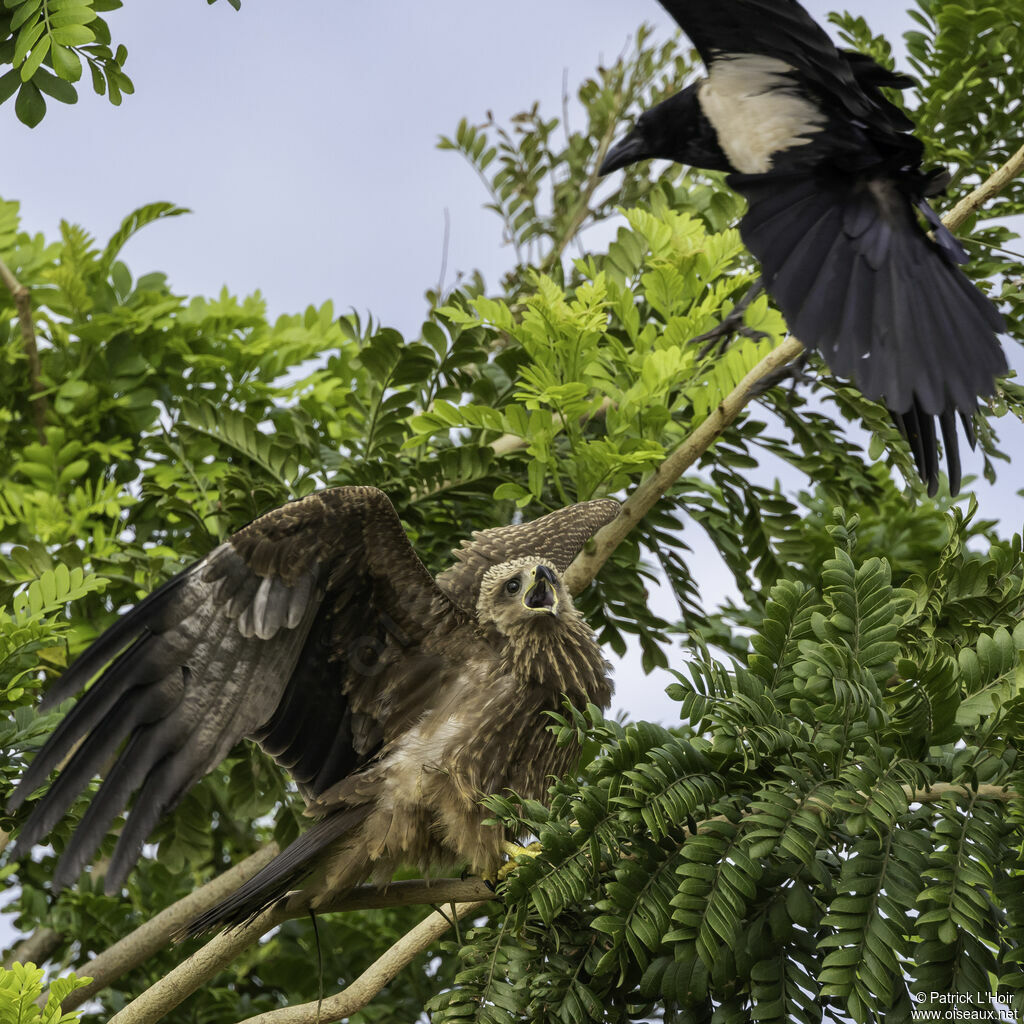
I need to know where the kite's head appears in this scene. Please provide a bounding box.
[476,557,572,635]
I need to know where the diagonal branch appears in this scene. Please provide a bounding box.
[233,900,488,1024]
[565,335,804,594]
[62,843,282,1010]
[0,257,47,443]
[95,878,494,1023]
[944,141,1024,232]
[565,145,1024,594]
[106,905,286,1024]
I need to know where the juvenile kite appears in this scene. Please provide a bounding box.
[9,487,618,931]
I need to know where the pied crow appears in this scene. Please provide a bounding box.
[600,0,1007,495]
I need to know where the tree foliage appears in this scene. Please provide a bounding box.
[1,1,1023,1022]
[432,506,1024,1022]
[0,961,90,1024]
[0,0,240,127]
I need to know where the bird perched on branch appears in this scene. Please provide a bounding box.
[8,487,617,933]
[599,0,1007,495]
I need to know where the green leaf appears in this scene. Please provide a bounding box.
[49,40,82,82]
[88,58,104,94]
[49,23,95,45]
[12,17,45,64]
[9,0,41,31]
[0,67,21,103]
[47,6,98,27]
[101,201,190,268]
[18,34,49,81]
[33,66,77,103]
[14,78,45,126]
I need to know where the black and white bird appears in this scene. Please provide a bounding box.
[599,0,1007,495]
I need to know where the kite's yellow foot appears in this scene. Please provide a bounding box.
[502,840,541,859]
[497,840,541,880]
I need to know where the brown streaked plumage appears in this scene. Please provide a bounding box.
[8,487,617,932]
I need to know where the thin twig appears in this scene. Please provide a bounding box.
[233,901,487,1024]
[541,90,624,274]
[437,207,451,299]
[0,256,47,442]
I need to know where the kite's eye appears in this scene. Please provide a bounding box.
[505,579,521,595]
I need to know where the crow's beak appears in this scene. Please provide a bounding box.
[523,564,558,612]
[599,129,650,176]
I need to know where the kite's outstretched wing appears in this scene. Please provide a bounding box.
[9,487,456,891]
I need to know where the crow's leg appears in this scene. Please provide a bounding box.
[748,351,812,398]
[693,277,769,358]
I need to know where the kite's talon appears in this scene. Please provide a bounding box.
[502,840,541,859]
[497,840,541,879]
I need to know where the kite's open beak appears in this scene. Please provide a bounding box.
[524,564,558,612]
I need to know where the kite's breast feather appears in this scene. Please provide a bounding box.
[357,612,612,877]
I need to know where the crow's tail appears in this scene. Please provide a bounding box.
[727,170,1005,495]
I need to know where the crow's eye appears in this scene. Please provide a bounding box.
[505,579,521,595]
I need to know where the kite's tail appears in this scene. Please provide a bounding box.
[181,805,371,936]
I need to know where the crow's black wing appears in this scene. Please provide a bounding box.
[732,171,1007,492]
[655,0,872,122]
[8,487,458,891]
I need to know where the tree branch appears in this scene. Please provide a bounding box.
[944,141,1024,232]
[2,927,62,972]
[565,335,805,594]
[281,877,494,917]
[905,782,1017,804]
[106,905,286,1024]
[0,257,47,443]
[62,843,282,1010]
[233,900,487,1024]
[97,879,494,1023]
